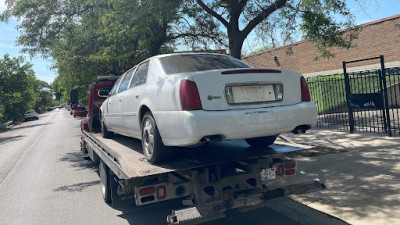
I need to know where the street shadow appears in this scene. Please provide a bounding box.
[53,180,100,192]
[0,135,25,145]
[272,129,400,223]
[114,197,344,225]
[10,123,50,132]
[59,152,98,172]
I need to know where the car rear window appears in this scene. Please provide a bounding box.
[159,54,250,74]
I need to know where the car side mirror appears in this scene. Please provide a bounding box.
[98,90,110,97]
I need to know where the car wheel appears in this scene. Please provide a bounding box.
[101,118,113,138]
[141,112,172,164]
[99,160,111,203]
[245,136,277,148]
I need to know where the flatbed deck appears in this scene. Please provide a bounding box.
[83,131,312,179]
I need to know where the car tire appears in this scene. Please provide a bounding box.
[99,160,112,203]
[245,136,277,148]
[101,118,113,138]
[141,112,173,164]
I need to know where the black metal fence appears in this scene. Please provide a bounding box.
[307,63,400,136]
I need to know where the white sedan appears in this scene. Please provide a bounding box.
[100,53,317,163]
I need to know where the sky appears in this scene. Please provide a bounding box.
[1,0,399,84]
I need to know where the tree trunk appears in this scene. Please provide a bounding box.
[229,35,244,60]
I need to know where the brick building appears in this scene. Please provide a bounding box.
[243,14,400,77]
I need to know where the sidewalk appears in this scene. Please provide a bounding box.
[273,129,400,225]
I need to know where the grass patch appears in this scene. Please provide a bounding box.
[307,71,400,114]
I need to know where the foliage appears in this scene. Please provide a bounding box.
[307,71,400,114]
[0,54,54,123]
[193,0,358,59]
[1,0,361,103]
[1,0,225,101]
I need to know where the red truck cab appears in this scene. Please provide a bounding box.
[81,77,117,133]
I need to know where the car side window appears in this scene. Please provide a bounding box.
[130,61,149,88]
[118,69,134,92]
[109,76,123,95]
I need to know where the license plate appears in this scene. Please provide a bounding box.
[260,168,276,181]
[232,85,275,103]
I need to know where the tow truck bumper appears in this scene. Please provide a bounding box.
[167,180,325,225]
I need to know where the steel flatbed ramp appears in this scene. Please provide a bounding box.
[85,131,312,179]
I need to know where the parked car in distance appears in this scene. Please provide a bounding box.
[70,104,78,115]
[73,106,87,118]
[24,110,39,121]
[100,53,317,163]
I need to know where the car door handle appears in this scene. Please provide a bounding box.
[135,94,140,99]
[119,99,122,102]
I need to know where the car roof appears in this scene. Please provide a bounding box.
[152,52,228,60]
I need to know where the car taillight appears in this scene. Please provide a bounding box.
[300,76,311,102]
[180,80,202,110]
[139,187,155,195]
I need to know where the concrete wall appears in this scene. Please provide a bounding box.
[243,14,400,77]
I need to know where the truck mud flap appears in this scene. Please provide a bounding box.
[167,180,325,225]
[110,176,136,210]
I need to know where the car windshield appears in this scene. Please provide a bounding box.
[159,54,251,74]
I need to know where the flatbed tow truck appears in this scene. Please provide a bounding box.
[80,78,325,224]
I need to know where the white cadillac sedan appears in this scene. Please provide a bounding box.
[100,53,317,163]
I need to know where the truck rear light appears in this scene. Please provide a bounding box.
[300,76,311,102]
[285,169,296,176]
[276,165,284,176]
[180,80,202,110]
[157,186,166,199]
[284,162,296,169]
[139,187,155,195]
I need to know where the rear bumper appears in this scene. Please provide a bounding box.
[154,102,317,146]
[74,111,87,117]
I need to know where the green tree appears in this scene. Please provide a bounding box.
[193,0,358,59]
[32,79,54,113]
[0,54,36,122]
[1,0,213,94]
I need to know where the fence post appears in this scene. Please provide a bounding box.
[380,55,392,136]
[343,61,354,133]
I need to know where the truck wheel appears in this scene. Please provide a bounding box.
[99,160,112,203]
[141,112,172,164]
[245,136,277,148]
[101,119,113,138]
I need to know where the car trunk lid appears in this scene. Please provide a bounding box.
[188,68,302,111]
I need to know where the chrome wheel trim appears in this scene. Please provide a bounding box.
[143,119,155,157]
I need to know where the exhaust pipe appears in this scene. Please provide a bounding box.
[292,125,309,134]
[200,135,224,143]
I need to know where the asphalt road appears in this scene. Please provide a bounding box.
[0,109,347,225]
